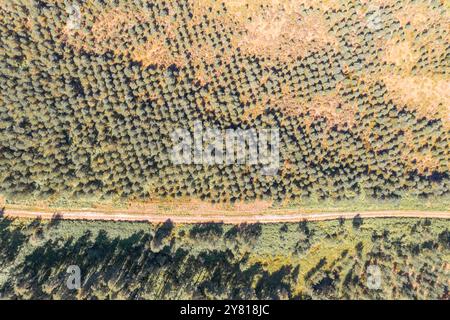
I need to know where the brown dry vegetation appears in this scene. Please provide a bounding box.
[274,91,357,131]
[381,4,449,66]
[187,40,233,85]
[382,39,421,70]
[395,2,449,31]
[90,8,147,49]
[224,0,343,17]
[374,2,450,128]
[241,104,266,122]
[236,4,338,62]
[383,75,450,128]
[132,37,184,69]
[63,7,144,53]
[402,151,443,175]
[63,5,184,68]
[190,0,339,63]
[382,3,447,45]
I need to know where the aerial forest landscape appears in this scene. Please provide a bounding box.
[0,0,449,301]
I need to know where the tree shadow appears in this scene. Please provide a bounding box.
[48,213,63,228]
[352,214,363,229]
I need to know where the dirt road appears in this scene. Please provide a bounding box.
[2,208,449,224]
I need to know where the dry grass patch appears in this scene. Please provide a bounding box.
[359,0,398,5]
[90,8,148,50]
[382,39,420,71]
[132,37,185,68]
[395,1,449,31]
[225,0,343,17]
[241,104,266,122]
[63,5,184,68]
[188,0,239,30]
[238,6,338,62]
[383,75,450,129]
[63,7,148,54]
[275,91,357,131]
[375,1,449,69]
[392,1,449,61]
[188,40,233,84]
[190,1,339,62]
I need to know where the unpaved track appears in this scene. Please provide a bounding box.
[3,208,449,224]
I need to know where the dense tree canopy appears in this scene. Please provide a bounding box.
[0,0,448,203]
[0,217,448,299]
